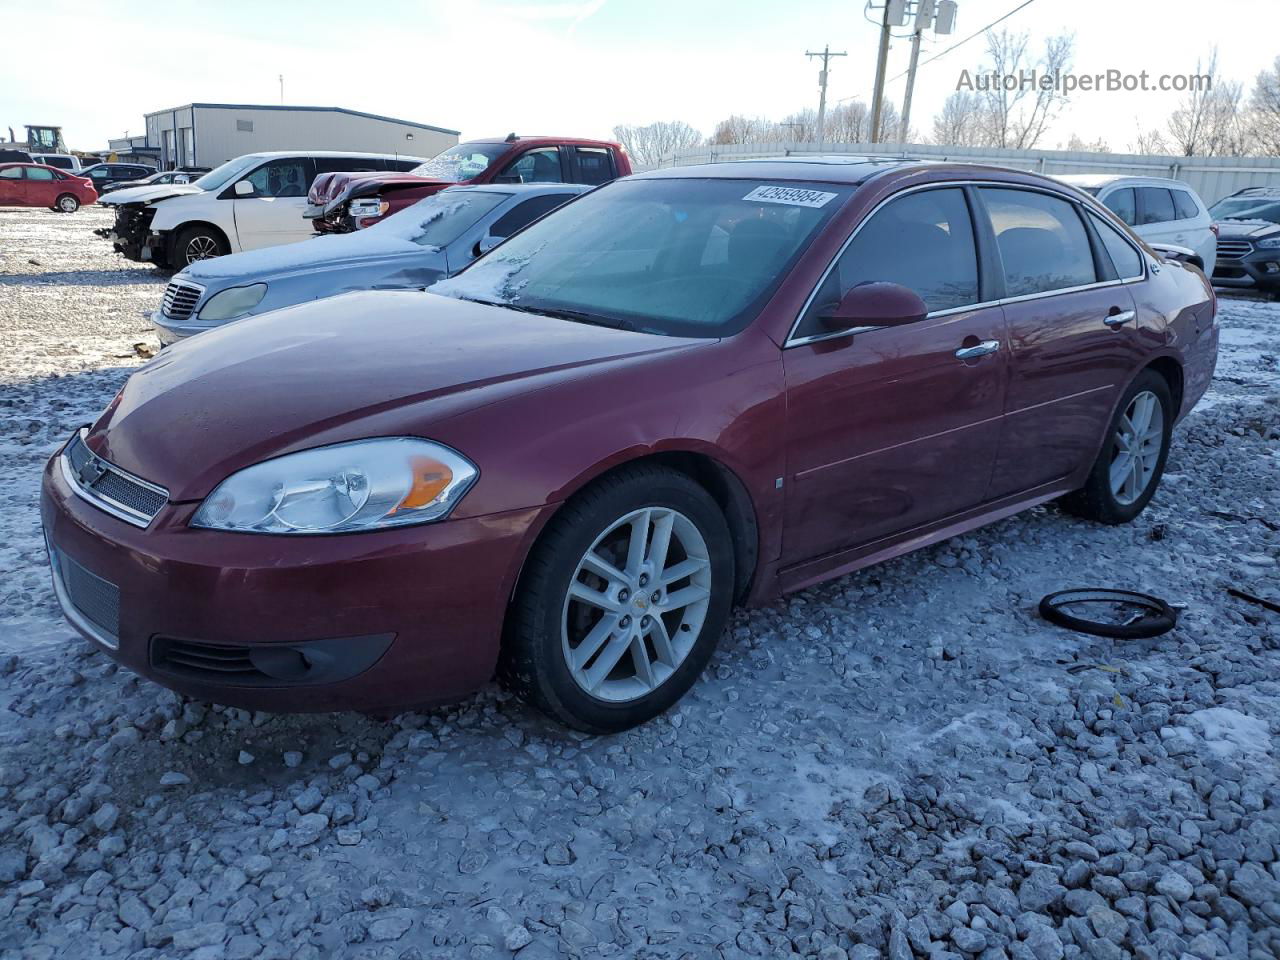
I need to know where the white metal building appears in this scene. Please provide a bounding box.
[139,103,459,170]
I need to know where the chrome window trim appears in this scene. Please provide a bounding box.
[60,429,169,529]
[783,178,1150,349]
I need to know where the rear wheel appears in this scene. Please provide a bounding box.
[54,194,79,213]
[172,225,227,266]
[1061,370,1172,525]
[500,465,734,733]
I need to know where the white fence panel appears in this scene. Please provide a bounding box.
[660,142,1280,205]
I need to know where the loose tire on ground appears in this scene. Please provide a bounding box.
[499,464,735,733]
[1061,368,1173,525]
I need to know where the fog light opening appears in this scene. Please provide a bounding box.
[249,646,311,681]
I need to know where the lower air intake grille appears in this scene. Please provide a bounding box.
[57,551,120,644]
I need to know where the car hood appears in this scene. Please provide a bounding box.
[88,291,702,501]
[309,171,452,209]
[1215,220,1280,240]
[99,184,202,207]
[182,230,432,282]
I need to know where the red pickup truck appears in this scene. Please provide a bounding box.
[306,134,631,233]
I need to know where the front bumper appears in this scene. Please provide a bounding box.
[151,309,205,346]
[1212,247,1280,291]
[41,448,550,712]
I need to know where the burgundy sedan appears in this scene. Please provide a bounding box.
[41,158,1218,732]
[0,163,98,212]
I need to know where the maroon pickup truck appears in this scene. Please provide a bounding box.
[306,134,632,233]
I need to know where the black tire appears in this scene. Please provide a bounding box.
[500,464,735,733]
[54,194,79,213]
[1061,369,1173,525]
[171,225,228,267]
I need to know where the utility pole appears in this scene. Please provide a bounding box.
[899,29,924,143]
[279,75,284,105]
[868,3,894,144]
[806,45,847,149]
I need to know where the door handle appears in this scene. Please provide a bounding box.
[1104,310,1136,328]
[954,339,1000,360]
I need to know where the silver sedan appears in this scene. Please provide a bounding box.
[151,183,590,344]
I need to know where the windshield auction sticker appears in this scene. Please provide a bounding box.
[742,185,838,208]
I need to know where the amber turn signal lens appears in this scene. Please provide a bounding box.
[395,456,453,511]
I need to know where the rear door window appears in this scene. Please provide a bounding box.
[798,187,979,337]
[1138,187,1176,225]
[980,187,1097,297]
[1102,188,1136,226]
[27,167,55,181]
[572,147,615,185]
[313,157,378,177]
[1171,190,1200,220]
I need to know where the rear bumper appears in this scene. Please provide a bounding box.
[41,448,551,712]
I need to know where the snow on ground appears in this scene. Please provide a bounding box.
[0,206,1278,960]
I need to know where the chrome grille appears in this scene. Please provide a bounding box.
[161,279,203,321]
[1216,239,1253,261]
[50,548,120,649]
[61,430,168,528]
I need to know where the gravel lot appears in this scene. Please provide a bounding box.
[1,205,1278,960]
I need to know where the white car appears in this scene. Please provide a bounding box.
[99,151,427,269]
[30,153,82,174]
[1057,175,1217,277]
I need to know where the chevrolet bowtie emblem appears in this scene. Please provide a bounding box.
[78,456,107,487]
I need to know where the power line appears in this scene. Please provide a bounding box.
[836,0,1039,105]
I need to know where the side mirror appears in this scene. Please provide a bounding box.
[234,179,255,197]
[821,281,929,330]
[1148,242,1203,269]
[475,234,502,256]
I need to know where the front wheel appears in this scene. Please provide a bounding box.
[1061,370,1173,524]
[172,225,228,266]
[54,194,80,213]
[500,465,735,733]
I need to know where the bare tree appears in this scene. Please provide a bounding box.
[1167,50,1246,156]
[931,92,991,147]
[610,121,703,166]
[1062,133,1110,153]
[1128,128,1171,155]
[977,30,1074,149]
[708,115,765,145]
[1247,56,1280,156]
[825,101,872,143]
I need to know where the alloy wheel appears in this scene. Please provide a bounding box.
[58,196,78,213]
[184,236,220,263]
[1110,390,1164,505]
[561,506,712,703]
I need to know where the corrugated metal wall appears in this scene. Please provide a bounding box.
[659,142,1280,205]
[147,108,457,168]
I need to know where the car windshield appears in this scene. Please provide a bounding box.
[1209,197,1280,224]
[431,177,852,337]
[367,189,509,248]
[409,143,509,183]
[192,155,264,192]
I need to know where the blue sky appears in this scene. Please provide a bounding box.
[1,0,1275,154]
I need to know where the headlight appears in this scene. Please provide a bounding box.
[1256,236,1280,249]
[199,283,267,321]
[191,438,478,534]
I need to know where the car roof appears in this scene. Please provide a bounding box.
[466,137,622,150]
[1230,185,1280,198]
[450,183,592,197]
[634,155,928,185]
[236,150,431,162]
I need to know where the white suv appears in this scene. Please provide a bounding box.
[99,151,426,269]
[1057,175,1217,277]
[30,153,83,174]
